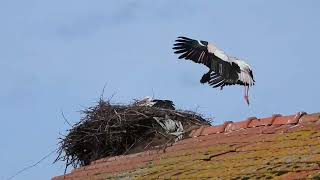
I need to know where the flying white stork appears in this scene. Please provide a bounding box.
[172,36,255,105]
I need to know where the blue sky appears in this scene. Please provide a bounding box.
[1,1,320,179]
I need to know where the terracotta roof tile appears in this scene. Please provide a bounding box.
[189,125,208,137]
[248,114,280,128]
[225,117,255,132]
[299,112,320,123]
[52,112,320,180]
[201,121,232,135]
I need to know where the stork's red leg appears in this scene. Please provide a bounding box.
[244,85,250,105]
[247,86,249,97]
[247,86,250,105]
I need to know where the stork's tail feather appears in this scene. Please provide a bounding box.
[200,71,211,84]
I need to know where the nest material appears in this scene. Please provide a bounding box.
[55,99,209,169]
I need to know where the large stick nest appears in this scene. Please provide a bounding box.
[55,98,210,169]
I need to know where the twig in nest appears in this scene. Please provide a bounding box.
[161,137,176,153]
[144,139,154,150]
[61,110,72,127]
[128,110,149,118]
[113,109,122,122]
[7,148,57,180]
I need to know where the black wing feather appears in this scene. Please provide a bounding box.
[213,80,225,88]
[173,36,241,88]
[151,100,175,110]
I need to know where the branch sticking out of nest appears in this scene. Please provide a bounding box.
[55,98,210,170]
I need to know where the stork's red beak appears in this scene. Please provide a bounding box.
[244,95,250,106]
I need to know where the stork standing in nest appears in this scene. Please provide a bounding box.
[173,36,255,105]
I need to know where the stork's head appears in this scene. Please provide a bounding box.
[134,96,153,106]
[143,96,153,102]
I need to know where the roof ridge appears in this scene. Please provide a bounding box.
[190,111,320,137]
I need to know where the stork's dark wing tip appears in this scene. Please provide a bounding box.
[178,55,185,59]
[177,36,192,40]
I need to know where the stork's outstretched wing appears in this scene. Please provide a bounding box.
[173,36,240,88]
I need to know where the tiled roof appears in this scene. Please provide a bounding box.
[52,112,320,180]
